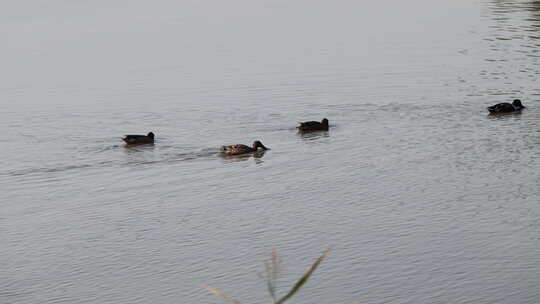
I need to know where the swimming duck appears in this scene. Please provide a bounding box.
[122,132,155,145]
[487,99,525,114]
[220,140,269,155]
[297,118,329,132]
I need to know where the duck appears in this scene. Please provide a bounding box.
[487,99,525,114]
[220,140,269,155]
[297,118,329,132]
[122,132,155,145]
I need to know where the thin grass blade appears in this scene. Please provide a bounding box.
[275,248,330,304]
[271,248,280,283]
[264,260,277,302]
[202,285,241,304]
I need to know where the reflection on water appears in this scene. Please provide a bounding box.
[482,0,540,96]
[122,143,155,152]
[219,150,267,164]
[297,130,330,141]
[491,0,540,42]
[487,110,525,119]
[491,0,540,14]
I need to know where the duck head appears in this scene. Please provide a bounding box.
[147,132,155,139]
[321,118,329,126]
[252,140,268,150]
[512,99,525,109]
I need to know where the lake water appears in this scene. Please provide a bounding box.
[2,0,540,303]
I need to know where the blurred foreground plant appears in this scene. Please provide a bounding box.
[203,248,330,304]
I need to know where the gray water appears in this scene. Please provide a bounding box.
[2,0,540,303]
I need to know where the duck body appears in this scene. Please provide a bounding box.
[220,140,268,155]
[297,118,329,132]
[487,99,525,114]
[122,132,155,145]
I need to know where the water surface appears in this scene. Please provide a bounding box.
[2,1,540,303]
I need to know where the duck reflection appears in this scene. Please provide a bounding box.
[219,150,266,164]
[122,143,156,154]
[297,130,330,141]
[487,110,524,120]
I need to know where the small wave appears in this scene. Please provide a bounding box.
[3,163,96,177]
[120,148,220,167]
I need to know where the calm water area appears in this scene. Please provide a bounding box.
[2,0,540,303]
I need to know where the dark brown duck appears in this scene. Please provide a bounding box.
[297,118,329,132]
[487,99,525,114]
[122,132,155,145]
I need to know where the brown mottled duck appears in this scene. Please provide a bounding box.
[220,140,268,155]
